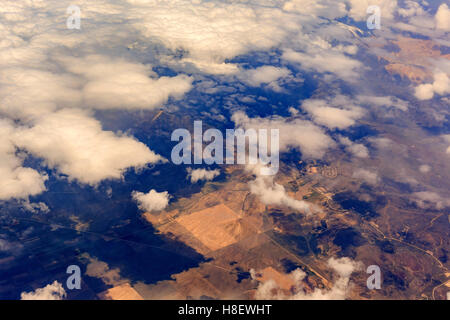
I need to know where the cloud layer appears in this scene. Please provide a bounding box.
[20,281,66,300]
[132,189,170,212]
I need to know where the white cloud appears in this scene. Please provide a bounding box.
[59,55,193,110]
[0,119,48,200]
[132,189,170,212]
[187,168,220,183]
[339,136,369,158]
[392,1,449,37]
[243,162,316,215]
[419,165,431,173]
[282,0,347,19]
[346,0,398,20]
[369,137,393,149]
[82,254,122,286]
[327,257,362,278]
[20,281,66,300]
[356,95,408,112]
[411,191,450,210]
[0,0,196,200]
[0,239,23,254]
[0,67,82,120]
[126,0,302,74]
[352,168,380,185]
[415,60,450,101]
[0,0,441,205]
[12,109,165,186]
[398,1,426,18]
[248,174,314,214]
[253,257,362,300]
[300,95,406,132]
[282,48,363,82]
[238,66,291,91]
[301,97,364,130]
[0,56,192,118]
[444,135,450,155]
[288,107,299,116]
[232,111,335,159]
[435,4,450,31]
[20,200,50,214]
[415,72,450,100]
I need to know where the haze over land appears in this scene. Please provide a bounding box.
[0,0,449,300]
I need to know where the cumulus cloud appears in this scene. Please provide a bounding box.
[0,119,48,200]
[0,0,437,204]
[419,164,431,173]
[238,66,291,91]
[282,0,347,19]
[339,136,369,158]
[397,1,426,18]
[352,168,380,185]
[3,0,365,201]
[253,257,362,300]
[392,1,449,36]
[356,95,409,112]
[301,96,364,130]
[0,68,82,120]
[232,111,335,159]
[12,109,165,186]
[0,239,23,254]
[368,137,393,149]
[187,168,220,183]
[282,48,363,82]
[298,95,405,133]
[242,161,315,214]
[0,56,192,118]
[82,254,122,286]
[122,0,362,80]
[415,72,450,100]
[0,1,195,118]
[288,107,299,116]
[443,135,450,155]
[249,174,314,214]
[414,59,450,100]
[59,55,193,110]
[20,281,66,300]
[0,0,196,200]
[435,4,450,31]
[411,191,450,210]
[20,200,50,214]
[346,0,398,21]
[132,189,170,212]
[126,0,302,74]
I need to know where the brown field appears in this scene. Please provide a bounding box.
[98,283,144,300]
[175,203,253,252]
